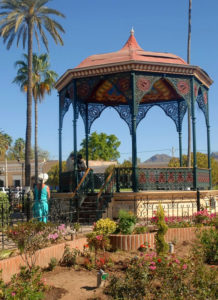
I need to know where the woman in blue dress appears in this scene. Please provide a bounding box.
[33,173,50,223]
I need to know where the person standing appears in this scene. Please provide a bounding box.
[33,173,50,223]
[77,154,87,181]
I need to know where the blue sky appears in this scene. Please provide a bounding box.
[0,0,218,162]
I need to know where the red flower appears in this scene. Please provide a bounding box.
[157,258,162,263]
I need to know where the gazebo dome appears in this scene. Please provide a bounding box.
[55,30,212,92]
[76,29,187,69]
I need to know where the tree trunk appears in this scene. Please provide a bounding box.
[25,19,33,186]
[34,99,38,184]
[187,0,192,167]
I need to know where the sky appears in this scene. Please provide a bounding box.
[0,0,218,163]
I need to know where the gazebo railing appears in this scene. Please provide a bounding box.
[196,168,210,190]
[115,167,210,191]
[60,167,210,193]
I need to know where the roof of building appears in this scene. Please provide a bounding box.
[76,29,187,69]
[55,30,213,92]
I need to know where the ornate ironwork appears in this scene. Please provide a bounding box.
[165,76,191,105]
[157,100,187,132]
[79,102,106,134]
[196,93,208,125]
[136,200,198,223]
[113,105,132,133]
[135,75,159,104]
[197,168,210,190]
[60,90,72,128]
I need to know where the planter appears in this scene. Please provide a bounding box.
[110,227,202,251]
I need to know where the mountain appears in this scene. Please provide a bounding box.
[144,154,172,164]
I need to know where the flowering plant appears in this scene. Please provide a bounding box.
[93,218,117,235]
[138,242,150,252]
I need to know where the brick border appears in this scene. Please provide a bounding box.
[0,238,87,283]
[110,227,200,251]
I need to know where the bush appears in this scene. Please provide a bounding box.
[0,192,10,227]
[60,244,80,267]
[134,225,147,234]
[117,210,137,234]
[6,221,67,269]
[47,257,58,271]
[155,204,169,255]
[0,266,47,299]
[93,218,117,235]
[198,227,218,264]
[105,252,218,300]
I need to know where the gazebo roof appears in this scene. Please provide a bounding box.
[76,29,187,69]
[55,30,213,92]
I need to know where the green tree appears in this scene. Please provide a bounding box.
[13,53,58,182]
[79,131,121,161]
[0,0,65,186]
[7,138,25,160]
[168,152,218,186]
[47,162,66,188]
[0,130,12,157]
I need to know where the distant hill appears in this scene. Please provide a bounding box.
[144,154,172,164]
[211,152,218,160]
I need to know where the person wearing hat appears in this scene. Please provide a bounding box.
[33,173,50,223]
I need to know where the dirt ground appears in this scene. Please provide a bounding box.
[43,240,193,300]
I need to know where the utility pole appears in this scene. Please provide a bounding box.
[187,0,192,167]
[172,147,175,158]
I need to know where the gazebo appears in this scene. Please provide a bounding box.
[55,29,213,193]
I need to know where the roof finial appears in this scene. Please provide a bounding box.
[130,27,134,36]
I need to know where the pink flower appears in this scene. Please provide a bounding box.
[174,259,180,264]
[96,235,103,241]
[150,261,156,266]
[11,292,16,296]
[149,266,156,271]
[182,264,188,270]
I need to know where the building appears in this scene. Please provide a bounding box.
[0,160,58,187]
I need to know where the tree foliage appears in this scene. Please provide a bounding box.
[13,53,58,182]
[47,162,66,188]
[168,152,218,186]
[79,131,121,161]
[0,0,65,186]
[0,130,12,157]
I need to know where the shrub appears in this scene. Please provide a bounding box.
[73,222,80,233]
[0,266,47,299]
[0,192,10,227]
[105,252,218,300]
[198,227,218,264]
[93,218,117,235]
[117,210,137,234]
[60,245,80,267]
[155,204,169,255]
[134,225,147,234]
[6,221,67,269]
[47,257,58,271]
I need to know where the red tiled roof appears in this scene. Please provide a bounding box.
[76,29,187,69]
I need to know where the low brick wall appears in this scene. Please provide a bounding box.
[110,227,199,251]
[0,238,87,283]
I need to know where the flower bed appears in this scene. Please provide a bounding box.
[109,227,204,251]
[0,238,86,283]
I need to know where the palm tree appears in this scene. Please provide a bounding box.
[187,0,192,167]
[0,0,64,186]
[13,53,58,183]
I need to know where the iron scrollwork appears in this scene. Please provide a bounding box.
[60,90,73,128]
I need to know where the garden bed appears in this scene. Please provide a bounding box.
[0,238,86,283]
[109,226,203,251]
